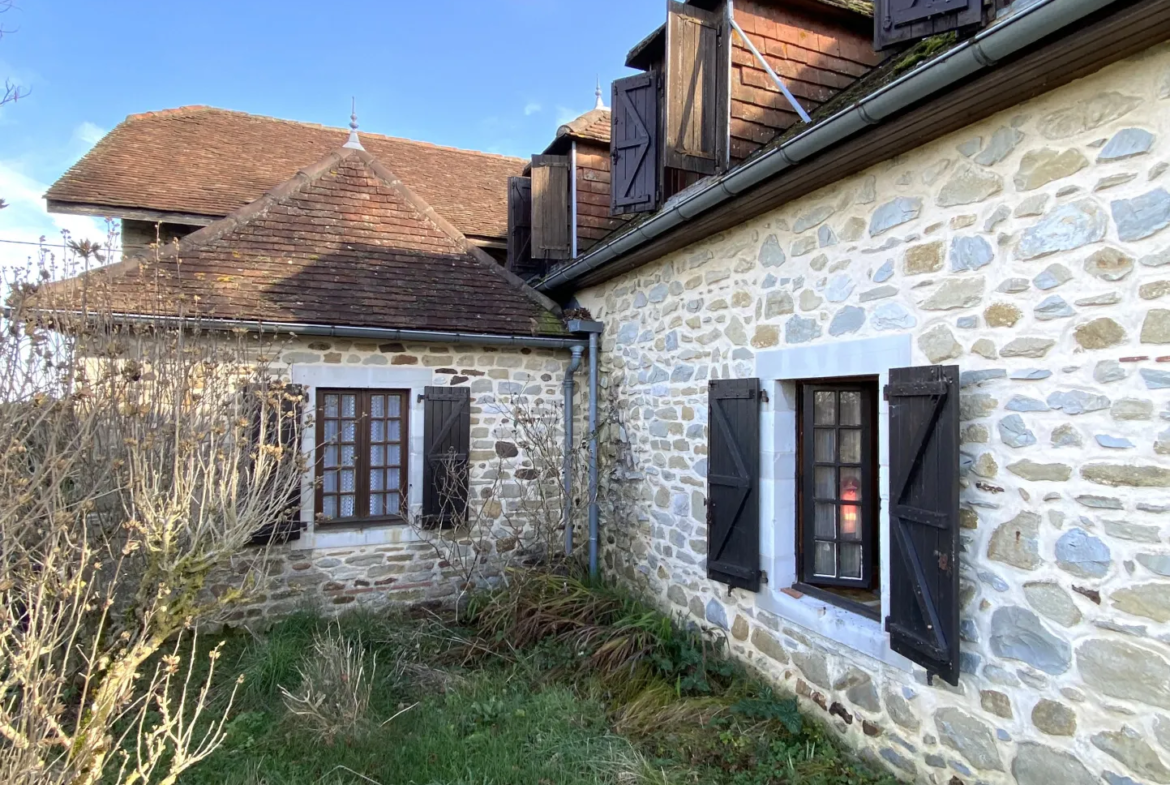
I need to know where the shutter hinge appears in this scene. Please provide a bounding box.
[882,384,890,402]
[759,389,769,404]
[759,569,768,585]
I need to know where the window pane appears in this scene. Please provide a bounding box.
[370,419,384,442]
[323,470,337,493]
[370,469,383,491]
[341,395,356,418]
[814,503,836,539]
[840,391,861,426]
[814,429,835,462]
[840,543,862,579]
[341,421,357,443]
[340,495,355,518]
[841,505,862,540]
[371,445,384,467]
[387,447,401,467]
[324,395,339,418]
[840,467,862,502]
[387,468,401,490]
[814,542,836,577]
[386,493,400,514]
[324,445,338,468]
[340,469,355,492]
[341,445,356,466]
[814,467,836,499]
[370,395,384,418]
[387,421,402,442]
[387,395,401,417]
[840,430,862,464]
[369,494,383,517]
[322,496,337,520]
[814,391,836,425]
[324,420,338,442]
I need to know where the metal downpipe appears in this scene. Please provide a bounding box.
[587,330,601,577]
[563,345,584,556]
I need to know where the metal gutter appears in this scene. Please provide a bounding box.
[53,311,588,350]
[537,0,1114,292]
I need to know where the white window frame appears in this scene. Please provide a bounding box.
[755,335,913,669]
[288,364,434,550]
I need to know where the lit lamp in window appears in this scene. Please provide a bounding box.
[841,476,860,538]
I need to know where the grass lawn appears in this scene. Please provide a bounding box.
[179,576,899,785]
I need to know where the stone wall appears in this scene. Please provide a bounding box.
[212,336,572,623]
[574,43,1170,785]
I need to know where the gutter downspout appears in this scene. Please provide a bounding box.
[570,142,579,259]
[563,344,584,556]
[588,329,600,578]
[535,0,1114,293]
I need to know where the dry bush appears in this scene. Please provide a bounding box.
[0,232,306,784]
[279,626,377,744]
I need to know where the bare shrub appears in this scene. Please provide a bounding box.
[279,626,377,744]
[0,232,306,784]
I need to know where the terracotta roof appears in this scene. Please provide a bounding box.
[54,147,565,337]
[556,108,611,145]
[45,106,525,240]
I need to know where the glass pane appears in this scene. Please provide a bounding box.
[324,395,339,418]
[341,421,357,443]
[840,391,861,426]
[814,542,836,577]
[387,395,401,417]
[386,446,400,467]
[841,505,862,540]
[386,493,400,514]
[340,495,355,518]
[386,468,401,490]
[341,445,356,466]
[323,470,337,493]
[370,469,383,491]
[840,430,862,464]
[814,429,836,462]
[322,496,337,519]
[814,503,836,539]
[840,543,862,579]
[840,467,862,502]
[371,445,384,467]
[341,395,356,417]
[324,445,338,468]
[369,494,383,517]
[370,395,384,418]
[324,420,338,442]
[340,469,355,492]
[814,467,836,499]
[814,391,836,425]
[370,419,384,442]
[387,420,402,442]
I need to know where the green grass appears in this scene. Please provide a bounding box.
[176,577,900,785]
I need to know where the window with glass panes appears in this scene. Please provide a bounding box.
[798,381,878,591]
[315,390,408,524]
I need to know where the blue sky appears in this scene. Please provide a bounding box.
[0,0,661,269]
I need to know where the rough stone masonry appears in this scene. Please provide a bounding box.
[574,42,1170,785]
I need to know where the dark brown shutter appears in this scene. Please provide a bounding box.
[665,1,728,176]
[249,383,306,545]
[611,73,661,216]
[506,176,533,275]
[422,386,471,528]
[885,365,961,685]
[707,378,761,591]
[875,0,982,49]
[530,154,571,260]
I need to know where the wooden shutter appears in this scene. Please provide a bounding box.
[611,73,661,216]
[665,1,729,176]
[422,386,471,528]
[875,0,982,49]
[507,176,533,274]
[531,154,571,260]
[249,383,306,545]
[885,365,961,685]
[707,378,761,591]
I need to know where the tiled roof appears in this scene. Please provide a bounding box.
[45,106,525,240]
[56,148,565,337]
[556,108,611,145]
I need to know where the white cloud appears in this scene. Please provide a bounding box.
[554,105,586,126]
[73,121,106,147]
[523,102,542,116]
[0,160,110,272]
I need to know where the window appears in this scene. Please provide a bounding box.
[316,389,408,525]
[797,379,880,618]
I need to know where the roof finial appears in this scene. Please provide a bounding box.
[594,77,605,110]
[344,97,365,150]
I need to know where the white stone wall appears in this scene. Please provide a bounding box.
[575,44,1170,785]
[215,336,571,621]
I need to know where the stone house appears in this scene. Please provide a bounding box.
[44,0,1170,780]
